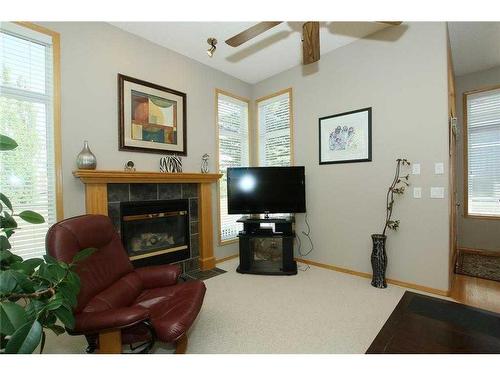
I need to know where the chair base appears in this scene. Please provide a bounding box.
[85,335,98,353]
[174,334,188,354]
[86,331,187,354]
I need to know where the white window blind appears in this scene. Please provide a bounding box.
[0,23,57,259]
[466,87,500,217]
[217,92,249,242]
[258,90,292,166]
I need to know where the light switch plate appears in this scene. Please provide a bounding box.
[413,187,422,199]
[430,187,445,199]
[412,163,421,175]
[434,162,444,175]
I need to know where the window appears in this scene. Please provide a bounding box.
[257,88,293,166]
[0,22,62,259]
[464,86,500,218]
[216,90,250,243]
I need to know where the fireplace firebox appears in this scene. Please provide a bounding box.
[120,199,190,268]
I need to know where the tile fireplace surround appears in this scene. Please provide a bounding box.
[73,170,222,271]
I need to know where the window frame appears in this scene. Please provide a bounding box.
[16,22,63,221]
[463,84,500,220]
[215,88,250,245]
[256,87,295,166]
[0,22,63,259]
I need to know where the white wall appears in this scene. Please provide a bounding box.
[253,22,451,291]
[39,22,251,260]
[455,65,500,252]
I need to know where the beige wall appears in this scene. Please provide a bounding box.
[455,65,500,252]
[253,22,451,291]
[38,22,452,289]
[39,22,251,261]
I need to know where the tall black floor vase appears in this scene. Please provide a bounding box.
[371,234,387,288]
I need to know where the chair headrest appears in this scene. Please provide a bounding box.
[46,214,117,263]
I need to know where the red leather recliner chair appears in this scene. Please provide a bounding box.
[46,214,206,353]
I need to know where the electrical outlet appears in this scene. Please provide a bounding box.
[412,163,421,175]
[430,187,445,199]
[413,187,422,199]
[434,162,444,175]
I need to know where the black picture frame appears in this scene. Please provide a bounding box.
[118,74,187,156]
[318,107,372,165]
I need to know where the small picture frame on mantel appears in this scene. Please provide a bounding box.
[319,107,372,165]
[118,74,187,156]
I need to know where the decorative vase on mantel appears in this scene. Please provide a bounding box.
[370,234,387,288]
[201,153,209,173]
[76,140,97,170]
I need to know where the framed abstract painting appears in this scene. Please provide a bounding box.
[118,74,187,155]
[319,107,372,164]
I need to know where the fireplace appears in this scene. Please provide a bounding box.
[73,170,222,271]
[120,199,190,268]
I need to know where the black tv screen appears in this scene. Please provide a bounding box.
[227,167,306,214]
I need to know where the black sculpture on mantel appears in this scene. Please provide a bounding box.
[371,158,411,289]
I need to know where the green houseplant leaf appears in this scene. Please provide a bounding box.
[25,300,45,323]
[18,210,45,224]
[5,320,43,354]
[0,249,22,263]
[38,263,67,284]
[1,211,18,230]
[44,295,64,311]
[0,192,13,212]
[42,254,58,265]
[71,247,96,264]
[0,301,28,336]
[0,134,18,151]
[0,269,35,294]
[0,236,12,251]
[0,270,22,295]
[53,305,75,330]
[56,283,78,308]
[9,258,44,274]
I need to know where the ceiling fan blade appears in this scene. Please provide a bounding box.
[225,22,283,47]
[376,21,403,26]
[302,21,320,65]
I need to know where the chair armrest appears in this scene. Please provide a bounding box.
[74,306,150,334]
[134,264,181,288]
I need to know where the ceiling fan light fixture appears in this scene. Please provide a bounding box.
[207,37,217,57]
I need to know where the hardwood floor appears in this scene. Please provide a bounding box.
[450,273,500,314]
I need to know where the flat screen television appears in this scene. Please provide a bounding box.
[227,166,306,214]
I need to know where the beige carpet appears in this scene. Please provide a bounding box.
[43,258,430,354]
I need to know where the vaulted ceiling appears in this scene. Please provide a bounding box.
[110,22,391,84]
[448,22,500,76]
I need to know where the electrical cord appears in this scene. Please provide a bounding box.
[296,213,314,271]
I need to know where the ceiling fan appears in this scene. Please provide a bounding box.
[225,21,403,65]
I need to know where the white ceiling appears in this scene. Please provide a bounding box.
[448,22,500,77]
[110,22,391,84]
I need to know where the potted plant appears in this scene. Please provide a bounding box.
[0,134,94,354]
[371,158,411,288]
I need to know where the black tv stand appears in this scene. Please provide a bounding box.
[236,215,297,276]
